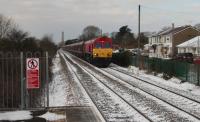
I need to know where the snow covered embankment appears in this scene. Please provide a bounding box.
[112,64,200,97]
[49,54,68,106]
[50,53,89,106]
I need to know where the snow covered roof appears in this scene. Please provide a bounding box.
[177,36,200,48]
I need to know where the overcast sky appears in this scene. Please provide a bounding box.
[0,0,200,43]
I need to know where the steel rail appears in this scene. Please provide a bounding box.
[110,67,200,104]
[60,51,106,122]
[63,51,154,122]
[65,51,200,121]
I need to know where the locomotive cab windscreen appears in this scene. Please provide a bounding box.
[95,42,101,48]
[103,42,111,48]
[95,41,111,48]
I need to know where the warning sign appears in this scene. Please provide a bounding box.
[26,58,39,89]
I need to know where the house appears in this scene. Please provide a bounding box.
[148,24,200,58]
[177,36,200,56]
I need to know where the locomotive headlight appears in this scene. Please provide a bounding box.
[107,52,112,57]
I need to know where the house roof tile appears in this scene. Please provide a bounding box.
[160,25,191,35]
[150,25,198,37]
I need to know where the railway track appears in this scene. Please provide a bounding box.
[110,66,200,103]
[60,51,150,122]
[59,53,90,106]
[102,67,200,120]
[62,50,200,122]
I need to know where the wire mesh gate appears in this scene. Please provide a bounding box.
[0,52,50,110]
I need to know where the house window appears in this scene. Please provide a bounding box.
[166,37,170,43]
[164,37,166,43]
[104,42,111,48]
[159,36,161,43]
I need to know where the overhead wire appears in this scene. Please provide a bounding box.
[138,4,200,32]
[141,5,199,15]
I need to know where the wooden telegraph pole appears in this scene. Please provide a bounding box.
[138,4,141,68]
[138,4,141,51]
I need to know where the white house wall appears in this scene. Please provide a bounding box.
[148,34,173,58]
[177,47,200,56]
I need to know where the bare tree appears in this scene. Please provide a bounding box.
[0,14,16,39]
[39,34,57,56]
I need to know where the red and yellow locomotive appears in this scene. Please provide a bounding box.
[63,36,112,67]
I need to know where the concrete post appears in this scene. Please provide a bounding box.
[46,52,49,108]
[20,52,24,109]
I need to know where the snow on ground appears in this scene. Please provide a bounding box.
[64,53,149,122]
[49,53,68,106]
[110,63,200,96]
[0,111,32,121]
[49,52,88,106]
[38,112,65,121]
[59,51,90,106]
[142,71,200,96]
[112,49,119,53]
[0,111,66,121]
[104,67,200,120]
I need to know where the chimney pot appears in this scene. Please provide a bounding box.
[172,23,175,29]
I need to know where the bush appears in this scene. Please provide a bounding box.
[112,50,132,67]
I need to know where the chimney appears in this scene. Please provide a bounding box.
[172,23,175,29]
[62,31,64,46]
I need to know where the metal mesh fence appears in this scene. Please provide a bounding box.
[0,52,21,109]
[131,56,200,85]
[0,52,52,110]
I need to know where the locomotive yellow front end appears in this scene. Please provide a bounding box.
[93,48,112,58]
[91,37,112,67]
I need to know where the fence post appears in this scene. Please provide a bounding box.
[46,52,49,108]
[197,64,200,86]
[147,57,149,72]
[185,63,188,81]
[20,52,24,109]
[2,53,5,108]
